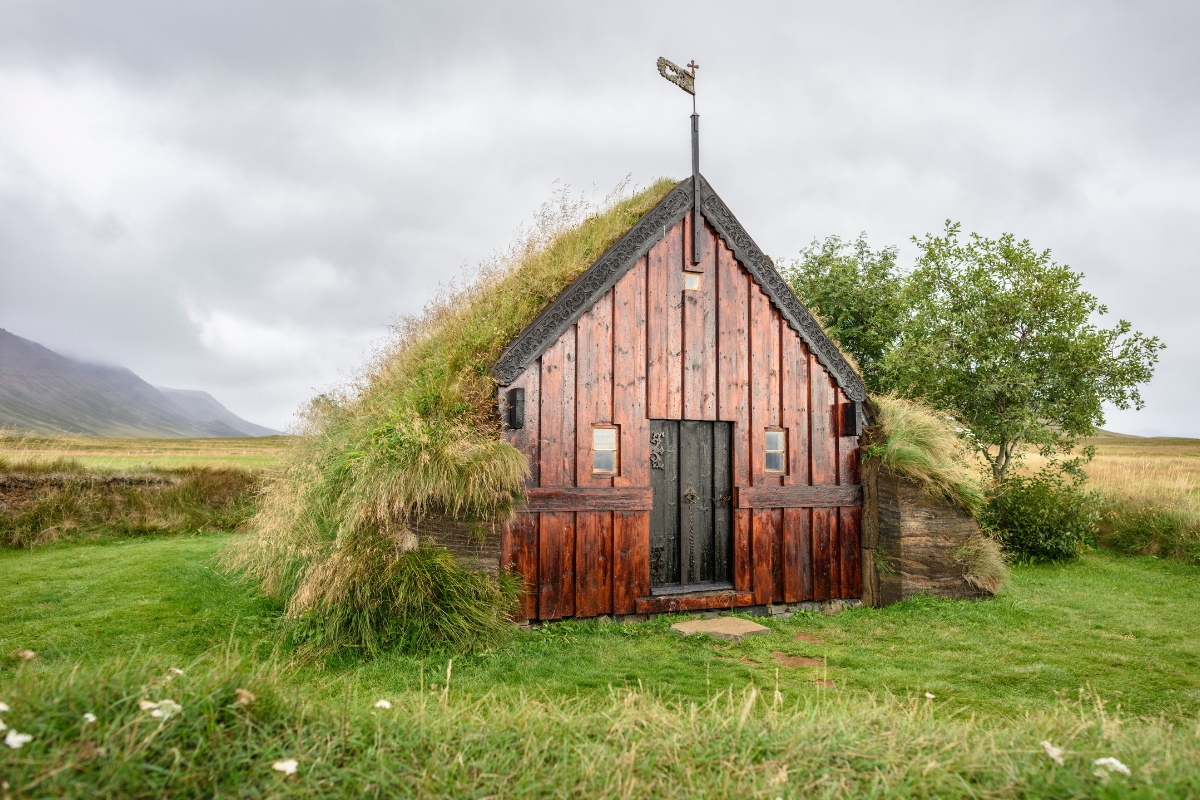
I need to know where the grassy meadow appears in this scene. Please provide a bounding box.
[2,433,1199,796]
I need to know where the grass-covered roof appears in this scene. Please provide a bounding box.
[223,179,679,654]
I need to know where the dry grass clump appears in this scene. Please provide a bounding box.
[955,533,1008,594]
[865,394,985,513]
[223,179,678,655]
[0,462,258,548]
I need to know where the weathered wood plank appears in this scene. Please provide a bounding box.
[769,507,784,601]
[509,513,539,620]
[598,511,613,614]
[810,360,838,597]
[840,507,862,599]
[523,486,653,511]
[717,245,750,487]
[647,238,670,419]
[538,512,565,619]
[781,331,809,487]
[768,308,782,430]
[749,283,773,487]
[683,218,717,420]
[665,218,684,418]
[575,289,614,488]
[713,421,734,584]
[752,508,775,605]
[810,361,837,486]
[812,507,834,602]
[634,590,754,614]
[539,334,576,487]
[613,511,650,613]
[733,508,752,591]
[782,507,803,603]
[613,258,649,487]
[735,485,863,508]
[575,512,603,618]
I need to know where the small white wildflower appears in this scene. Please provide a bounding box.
[272,758,299,775]
[234,689,256,706]
[0,719,6,732]
[374,699,392,710]
[5,730,32,749]
[149,699,183,719]
[925,692,935,700]
[83,713,97,724]
[1094,757,1131,776]
[138,700,159,711]
[0,701,9,713]
[1041,741,1064,766]
[169,668,184,675]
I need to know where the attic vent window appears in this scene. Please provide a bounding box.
[764,429,786,473]
[684,272,702,291]
[592,426,618,474]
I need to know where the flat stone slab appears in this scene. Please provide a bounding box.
[671,617,770,642]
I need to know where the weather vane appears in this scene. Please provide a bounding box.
[657,57,702,265]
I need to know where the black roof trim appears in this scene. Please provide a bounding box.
[697,175,867,401]
[491,178,693,385]
[491,175,866,402]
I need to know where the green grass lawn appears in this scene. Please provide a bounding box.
[5,534,1199,717]
[5,534,1200,797]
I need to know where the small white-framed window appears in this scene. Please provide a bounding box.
[593,426,619,474]
[684,271,702,291]
[764,429,786,473]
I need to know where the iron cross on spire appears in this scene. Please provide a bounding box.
[656,56,702,265]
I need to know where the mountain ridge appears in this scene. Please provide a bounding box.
[0,328,278,438]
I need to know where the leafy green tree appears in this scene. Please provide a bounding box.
[782,234,904,392]
[884,222,1164,484]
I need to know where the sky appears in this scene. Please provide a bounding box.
[1,1,1197,435]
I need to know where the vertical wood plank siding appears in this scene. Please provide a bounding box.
[503,210,861,619]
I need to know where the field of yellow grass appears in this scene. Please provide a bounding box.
[1084,434,1200,503]
[0,434,289,471]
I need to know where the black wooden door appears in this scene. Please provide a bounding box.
[649,420,733,590]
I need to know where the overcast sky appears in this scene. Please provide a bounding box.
[1,1,1197,435]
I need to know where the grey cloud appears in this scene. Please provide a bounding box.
[0,1,1196,433]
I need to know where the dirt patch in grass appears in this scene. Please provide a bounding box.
[793,631,825,645]
[773,652,823,668]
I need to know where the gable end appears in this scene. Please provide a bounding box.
[492,179,693,385]
[697,176,867,402]
[492,175,867,403]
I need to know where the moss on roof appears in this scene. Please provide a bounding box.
[221,179,679,654]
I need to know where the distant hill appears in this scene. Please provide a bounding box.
[157,387,277,437]
[0,328,278,438]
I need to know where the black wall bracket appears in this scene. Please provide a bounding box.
[506,387,525,430]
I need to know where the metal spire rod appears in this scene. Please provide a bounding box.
[656,57,701,266]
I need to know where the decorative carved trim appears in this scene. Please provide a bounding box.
[696,176,868,402]
[649,431,666,470]
[491,179,694,385]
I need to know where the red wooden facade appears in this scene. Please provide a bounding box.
[498,191,863,620]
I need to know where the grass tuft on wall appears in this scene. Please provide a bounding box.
[222,179,679,655]
[865,394,986,513]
